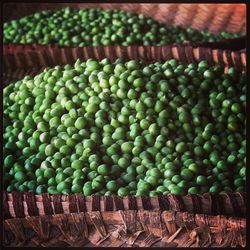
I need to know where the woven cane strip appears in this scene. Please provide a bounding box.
[41,194,53,215]
[3,210,246,247]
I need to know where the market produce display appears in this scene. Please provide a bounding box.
[3,58,246,196]
[3,7,240,47]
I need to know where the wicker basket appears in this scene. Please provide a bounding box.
[3,45,246,247]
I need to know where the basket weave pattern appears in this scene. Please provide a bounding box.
[3,210,246,247]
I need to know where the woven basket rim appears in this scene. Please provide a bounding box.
[3,37,247,51]
[6,190,245,200]
[3,190,246,220]
[3,44,247,73]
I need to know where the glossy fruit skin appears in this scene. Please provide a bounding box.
[3,59,246,196]
[3,8,240,47]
